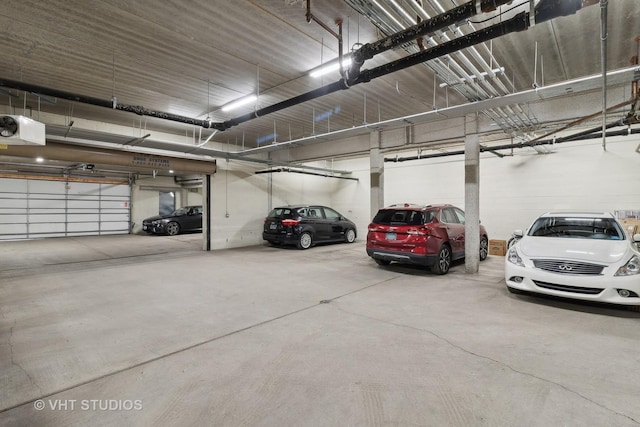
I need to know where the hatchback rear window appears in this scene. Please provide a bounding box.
[373,209,434,225]
[268,208,297,219]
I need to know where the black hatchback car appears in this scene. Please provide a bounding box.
[263,205,357,249]
[142,205,202,236]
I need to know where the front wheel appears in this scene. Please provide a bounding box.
[297,232,312,249]
[479,236,488,261]
[431,245,451,275]
[344,229,356,243]
[165,222,180,236]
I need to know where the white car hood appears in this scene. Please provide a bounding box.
[519,237,629,264]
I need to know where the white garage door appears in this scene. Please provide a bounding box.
[0,177,131,240]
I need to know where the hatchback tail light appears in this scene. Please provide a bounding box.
[281,219,300,227]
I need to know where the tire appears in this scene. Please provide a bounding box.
[165,222,181,236]
[479,236,488,261]
[344,228,356,243]
[297,232,312,249]
[374,259,391,266]
[431,245,451,275]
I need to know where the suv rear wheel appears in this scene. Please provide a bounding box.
[431,245,451,275]
[479,236,488,261]
[297,232,313,249]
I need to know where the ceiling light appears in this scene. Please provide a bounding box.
[310,58,352,78]
[35,157,44,163]
[221,94,257,112]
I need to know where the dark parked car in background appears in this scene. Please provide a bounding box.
[263,205,357,249]
[142,205,202,236]
[366,203,489,274]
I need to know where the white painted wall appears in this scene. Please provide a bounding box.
[134,133,640,250]
[208,159,362,249]
[381,136,640,241]
[209,161,268,248]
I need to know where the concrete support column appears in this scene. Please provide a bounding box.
[369,131,384,219]
[203,173,212,251]
[464,114,480,273]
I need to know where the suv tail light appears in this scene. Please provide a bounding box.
[281,219,300,227]
[407,226,431,236]
[368,224,383,232]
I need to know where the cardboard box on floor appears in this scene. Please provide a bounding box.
[489,239,507,256]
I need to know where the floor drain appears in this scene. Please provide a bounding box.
[319,299,332,304]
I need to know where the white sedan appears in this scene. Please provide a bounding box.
[505,212,640,311]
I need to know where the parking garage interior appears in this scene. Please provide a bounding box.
[2,1,640,425]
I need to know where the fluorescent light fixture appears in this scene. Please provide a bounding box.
[310,58,352,78]
[35,157,44,163]
[221,94,257,112]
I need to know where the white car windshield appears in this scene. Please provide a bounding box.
[527,217,624,240]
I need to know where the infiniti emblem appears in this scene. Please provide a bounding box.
[558,264,573,271]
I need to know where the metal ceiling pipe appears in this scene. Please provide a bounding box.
[345,0,514,85]
[600,0,609,150]
[0,78,213,129]
[384,127,640,163]
[0,0,592,134]
[255,167,358,181]
[356,12,530,84]
[222,14,527,131]
[224,1,594,131]
[2,141,217,174]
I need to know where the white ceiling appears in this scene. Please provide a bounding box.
[1,0,639,175]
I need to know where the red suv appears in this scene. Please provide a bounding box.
[366,204,489,274]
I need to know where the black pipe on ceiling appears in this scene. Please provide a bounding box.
[345,0,515,85]
[384,126,640,163]
[0,78,213,129]
[0,0,591,134]
[219,1,591,131]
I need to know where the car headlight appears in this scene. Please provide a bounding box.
[614,255,640,276]
[507,247,524,267]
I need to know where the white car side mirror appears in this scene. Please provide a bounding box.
[633,233,640,243]
[513,229,524,238]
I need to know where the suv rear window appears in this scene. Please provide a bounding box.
[373,209,435,226]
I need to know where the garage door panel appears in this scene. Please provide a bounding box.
[29,213,66,223]
[68,222,100,232]
[0,199,27,210]
[100,200,129,209]
[100,222,129,231]
[101,213,130,222]
[30,199,66,209]
[30,223,66,233]
[67,182,100,195]
[101,184,130,196]
[0,223,27,234]
[67,213,100,222]
[29,180,66,193]
[0,178,131,239]
[1,178,28,191]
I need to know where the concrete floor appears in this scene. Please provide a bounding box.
[1,234,639,427]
